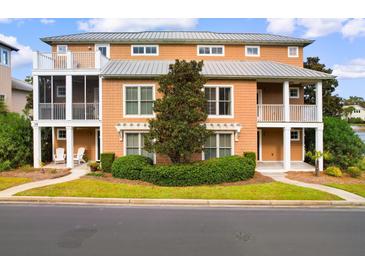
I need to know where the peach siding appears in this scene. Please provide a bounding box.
[257,83,304,104]
[0,65,12,109]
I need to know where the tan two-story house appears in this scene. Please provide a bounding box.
[32,31,333,171]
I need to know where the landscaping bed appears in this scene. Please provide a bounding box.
[286,171,365,184]
[0,166,71,182]
[16,178,340,200]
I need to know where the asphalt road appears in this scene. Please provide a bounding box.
[0,204,365,255]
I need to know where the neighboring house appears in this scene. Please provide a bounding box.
[32,31,333,171]
[344,104,365,121]
[11,78,32,113]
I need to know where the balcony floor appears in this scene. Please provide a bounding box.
[256,161,314,173]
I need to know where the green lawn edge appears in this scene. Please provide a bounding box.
[325,183,365,198]
[16,178,341,200]
[0,177,32,191]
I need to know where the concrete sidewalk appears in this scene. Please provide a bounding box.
[0,165,88,197]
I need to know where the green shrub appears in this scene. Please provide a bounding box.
[88,161,99,172]
[100,153,115,173]
[140,156,255,186]
[348,117,365,124]
[243,152,256,166]
[112,155,153,180]
[87,172,104,177]
[325,166,343,177]
[357,158,365,171]
[347,166,362,178]
[0,160,11,172]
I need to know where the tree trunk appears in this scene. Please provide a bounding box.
[315,159,320,177]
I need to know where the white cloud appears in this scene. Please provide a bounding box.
[0,18,14,24]
[333,58,365,79]
[40,18,55,25]
[266,19,296,35]
[77,18,198,32]
[0,33,33,69]
[297,18,346,38]
[341,19,365,39]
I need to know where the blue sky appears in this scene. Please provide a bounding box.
[1,18,364,98]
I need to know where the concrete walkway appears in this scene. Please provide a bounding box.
[265,172,365,202]
[0,165,88,197]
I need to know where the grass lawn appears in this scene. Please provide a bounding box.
[0,177,32,191]
[325,183,365,198]
[17,178,341,200]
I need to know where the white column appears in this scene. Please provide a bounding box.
[95,50,101,69]
[316,81,323,122]
[66,51,72,69]
[32,51,38,69]
[315,126,324,171]
[66,126,74,168]
[99,76,102,121]
[66,75,72,120]
[33,125,41,168]
[33,75,39,121]
[283,126,291,170]
[283,81,290,122]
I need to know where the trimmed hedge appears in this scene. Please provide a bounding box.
[140,156,255,186]
[243,152,256,166]
[100,153,115,173]
[347,166,362,178]
[112,155,153,180]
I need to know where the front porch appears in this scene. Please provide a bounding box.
[256,161,314,173]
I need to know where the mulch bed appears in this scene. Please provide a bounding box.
[0,167,71,182]
[286,171,365,185]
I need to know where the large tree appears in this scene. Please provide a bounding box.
[304,57,343,117]
[144,60,210,163]
[344,96,365,108]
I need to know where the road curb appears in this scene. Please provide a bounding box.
[1,196,365,207]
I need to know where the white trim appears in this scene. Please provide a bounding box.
[257,122,323,129]
[290,129,300,141]
[123,84,156,118]
[197,45,225,56]
[302,128,305,161]
[57,128,66,140]
[289,87,300,99]
[257,89,263,104]
[95,128,100,161]
[56,45,68,55]
[0,47,10,66]
[56,85,66,98]
[131,45,159,56]
[202,132,235,160]
[245,45,260,57]
[52,126,55,161]
[95,44,110,58]
[33,70,101,76]
[257,129,262,161]
[288,46,299,58]
[123,131,156,164]
[33,120,102,128]
[204,85,234,118]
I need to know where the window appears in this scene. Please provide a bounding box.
[291,130,300,141]
[288,46,299,57]
[204,133,233,160]
[57,45,68,54]
[0,94,5,102]
[131,45,159,56]
[1,48,9,66]
[289,87,300,98]
[245,46,260,57]
[125,133,154,160]
[95,44,109,57]
[124,85,154,116]
[56,86,66,97]
[204,86,232,116]
[57,129,66,140]
[197,45,224,56]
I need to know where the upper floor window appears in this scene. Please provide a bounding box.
[289,87,300,98]
[0,48,10,66]
[131,45,159,56]
[95,44,110,58]
[197,45,224,56]
[124,85,154,117]
[288,46,299,57]
[57,45,68,54]
[245,46,260,57]
[205,86,233,117]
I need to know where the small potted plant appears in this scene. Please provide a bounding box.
[88,161,99,172]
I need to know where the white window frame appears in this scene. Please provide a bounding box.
[123,131,156,163]
[291,129,300,141]
[123,84,155,118]
[57,128,67,140]
[204,85,234,118]
[245,46,260,57]
[288,46,299,58]
[95,44,110,58]
[56,85,66,98]
[197,45,225,56]
[56,45,68,55]
[131,45,159,56]
[289,87,300,99]
[0,47,10,66]
[0,94,5,102]
[202,132,235,160]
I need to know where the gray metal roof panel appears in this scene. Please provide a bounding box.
[0,40,19,51]
[12,78,32,92]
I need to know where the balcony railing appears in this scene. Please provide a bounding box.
[257,104,319,122]
[38,103,99,120]
[34,51,109,70]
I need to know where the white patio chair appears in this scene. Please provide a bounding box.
[73,147,86,165]
[54,148,66,164]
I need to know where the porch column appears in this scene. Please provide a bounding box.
[316,81,323,122]
[315,126,324,171]
[283,81,290,122]
[33,75,39,121]
[66,75,72,120]
[33,125,41,168]
[66,126,74,168]
[283,126,291,170]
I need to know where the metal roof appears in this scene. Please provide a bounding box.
[101,60,334,80]
[12,78,33,92]
[41,31,313,46]
[0,40,19,51]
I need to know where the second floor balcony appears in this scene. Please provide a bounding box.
[257,104,319,122]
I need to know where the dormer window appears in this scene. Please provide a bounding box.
[245,46,260,57]
[197,45,224,56]
[131,45,159,56]
[57,45,68,54]
[288,46,299,57]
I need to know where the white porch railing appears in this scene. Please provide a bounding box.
[39,103,66,120]
[38,103,99,120]
[257,104,318,122]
